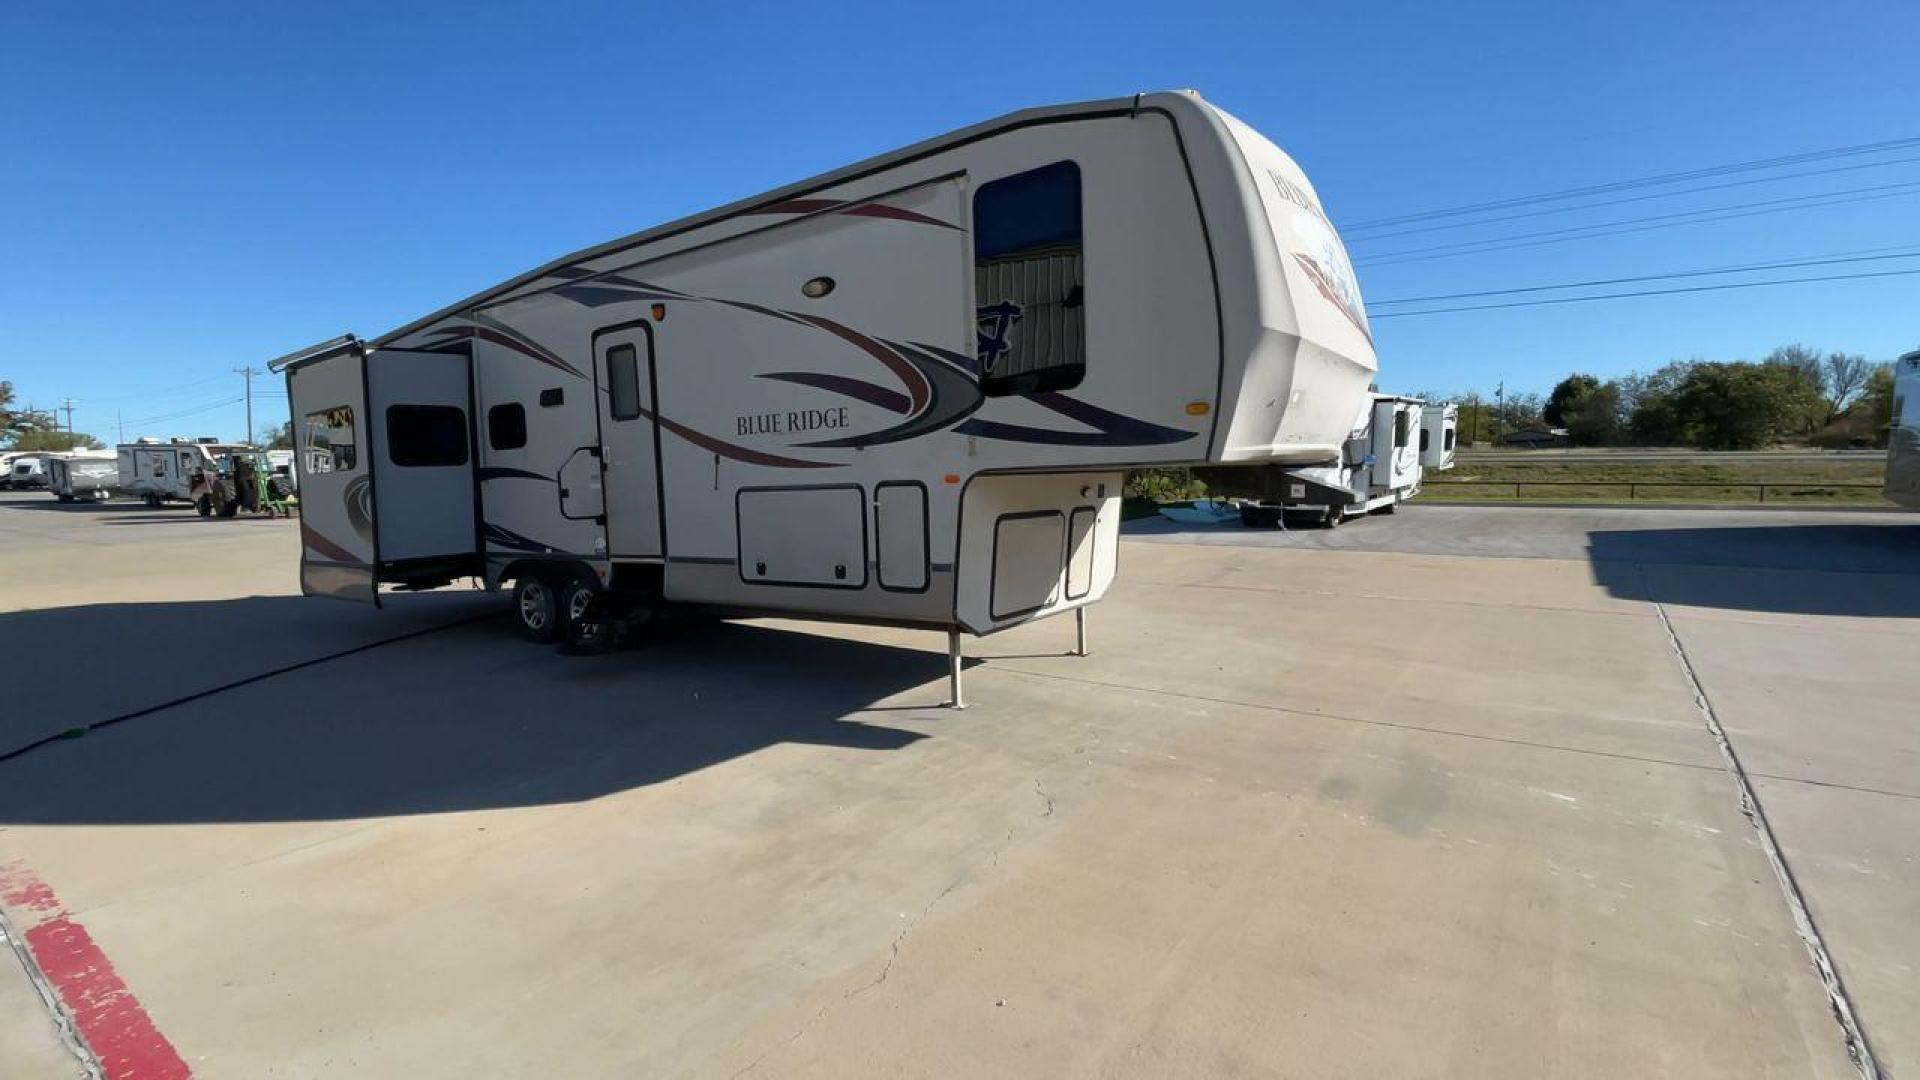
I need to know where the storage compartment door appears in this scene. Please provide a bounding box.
[367,349,478,564]
[737,485,867,588]
[288,347,375,602]
[875,482,929,592]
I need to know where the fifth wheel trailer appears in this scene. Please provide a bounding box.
[1888,349,1920,509]
[271,91,1379,699]
[1420,402,1458,472]
[1205,393,1425,527]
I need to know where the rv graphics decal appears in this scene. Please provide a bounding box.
[976,300,1022,370]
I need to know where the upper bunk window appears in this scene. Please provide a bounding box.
[974,160,1084,397]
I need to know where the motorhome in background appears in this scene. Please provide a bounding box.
[272,91,1379,694]
[1887,349,1920,509]
[1421,403,1458,472]
[117,438,252,509]
[1204,393,1425,527]
[46,453,119,501]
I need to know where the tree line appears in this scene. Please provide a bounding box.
[0,380,105,452]
[1441,346,1903,451]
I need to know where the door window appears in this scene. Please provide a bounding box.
[607,343,642,420]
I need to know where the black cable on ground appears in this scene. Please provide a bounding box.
[0,611,501,766]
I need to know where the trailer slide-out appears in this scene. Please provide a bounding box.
[1202,393,1436,528]
[270,90,1381,700]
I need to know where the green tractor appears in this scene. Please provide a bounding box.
[198,451,299,518]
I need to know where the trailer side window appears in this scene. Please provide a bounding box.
[303,407,357,473]
[1394,411,1411,449]
[608,343,642,420]
[1419,428,1430,452]
[385,405,468,468]
[488,403,527,451]
[974,160,1084,396]
[1444,429,1456,452]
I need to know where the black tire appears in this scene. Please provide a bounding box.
[195,496,212,517]
[56,494,72,503]
[557,576,601,643]
[219,498,240,518]
[514,577,561,643]
[1323,507,1343,529]
[1378,501,1398,515]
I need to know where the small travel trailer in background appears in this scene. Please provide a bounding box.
[1204,393,1426,527]
[7,454,51,490]
[1421,403,1458,472]
[46,453,119,502]
[1886,349,1920,509]
[272,91,1381,702]
[118,439,251,510]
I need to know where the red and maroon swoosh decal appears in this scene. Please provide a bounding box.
[789,314,930,415]
[302,521,361,563]
[425,322,588,379]
[1292,253,1373,343]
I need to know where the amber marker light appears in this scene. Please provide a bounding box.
[651,304,667,320]
[1185,401,1211,416]
[944,474,960,485]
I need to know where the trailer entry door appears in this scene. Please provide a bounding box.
[368,349,480,579]
[593,321,664,559]
[287,346,375,602]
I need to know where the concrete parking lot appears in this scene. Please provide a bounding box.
[2,493,1915,1077]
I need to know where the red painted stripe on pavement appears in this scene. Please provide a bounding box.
[0,862,191,1079]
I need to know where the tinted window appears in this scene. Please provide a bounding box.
[608,343,642,420]
[974,160,1084,397]
[386,404,468,468]
[1444,429,1457,451]
[489,403,527,451]
[303,406,356,473]
[539,387,564,408]
[1393,411,1410,448]
[1420,428,1431,452]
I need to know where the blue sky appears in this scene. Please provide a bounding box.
[3,0,1916,442]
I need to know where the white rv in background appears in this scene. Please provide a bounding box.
[1210,393,1425,527]
[1421,402,1458,472]
[1887,349,1920,509]
[9,453,54,489]
[46,453,119,501]
[272,91,1379,698]
[118,439,251,508]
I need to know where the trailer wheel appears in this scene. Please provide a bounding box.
[556,576,607,648]
[514,577,562,643]
[1323,507,1343,529]
[195,496,212,517]
[1378,500,1398,515]
[219,499,240,519]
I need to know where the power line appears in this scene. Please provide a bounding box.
[1369,266,1920,319]
[1355,185,1920,268]
[1345,154,1920,241]
[1367,245,1920,306]
[121,395,244,429]
[1346,134,1920,230]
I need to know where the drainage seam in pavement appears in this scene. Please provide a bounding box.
[0,904,103,1079]
[0,613,499,766]
[1639,562,1882,1080]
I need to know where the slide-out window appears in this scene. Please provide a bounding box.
[608,343,642,420]
[1393,411,1410,448]
[974,160,1084,397]
[1444,429,1457,451]
[304,406,356,473]
[385,404,468,468]
[488,403,527,451]
[1419,428,1431,453]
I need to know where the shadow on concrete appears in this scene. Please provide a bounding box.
[0,497,185,515]
[0,598,930,825]
[1587,523,1920,618]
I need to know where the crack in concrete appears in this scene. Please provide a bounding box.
[1638,562,1881,1080]
[0,903,103,1080]
[730,774,1062,1077]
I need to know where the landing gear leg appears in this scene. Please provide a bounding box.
[946,629,967,710]
[1074,607,1088,657]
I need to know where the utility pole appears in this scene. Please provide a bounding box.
[1494,381,1504,446]
[117,409,124,445]
[234,365,260,444]
[59,398,77,435]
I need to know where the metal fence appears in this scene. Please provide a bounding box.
[1424,479,1887,503]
